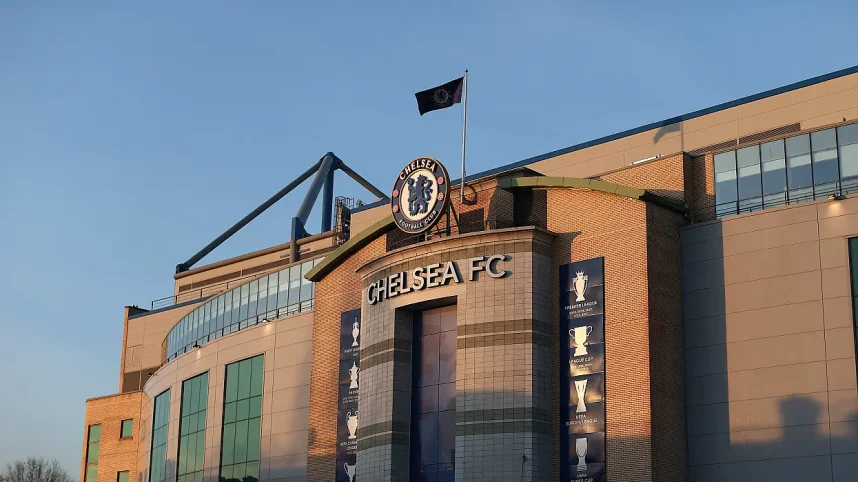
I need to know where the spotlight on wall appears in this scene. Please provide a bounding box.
[828,193,847,201]
[193,343,200,349]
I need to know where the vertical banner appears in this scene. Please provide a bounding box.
[336,309,361,482]
[560,258,606,482]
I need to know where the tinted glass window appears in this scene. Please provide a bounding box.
[117,471,129,482]
[85,424,101,482]
[786,134,813,189]
[412,305,456,481]
[736,146,762,199]
[811,129,839,184]
[178,372,209,482]
[120,419,133,439]
[839,124,858,179]
[149,390,170,482]
[760,139,787,196]
[714,151,738,205]
[220,356,263,482]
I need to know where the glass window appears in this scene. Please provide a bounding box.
[239,285,249,323]
[149,389,170,482]
[412,305,456,481]
[288,266,301,313]
[248,280,259,320]
[120,419,133,439]
[714,151,738,206]
[220,355,263,482]
[117,471,129,482]
[761,139,787,200]
[85,424,101,482]
[736,146,762,200]
[839,124,858,180]
[300,262,313,308]
[277,269,289,313]
[811,128,839,185]
[178,372,209,482]
[267,273,279,315]
[786,134,813,190]
[256,276,268,318]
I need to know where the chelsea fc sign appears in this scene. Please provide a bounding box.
[391,157,451,234]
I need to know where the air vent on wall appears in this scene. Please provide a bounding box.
[687,139,738,157]
[738,123,801,145]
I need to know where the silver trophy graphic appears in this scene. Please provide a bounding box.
[349,361,359,389]
[575,437,588,473]
[574,379,588,413]
[346,410,359,440]
[351,320,360,347]
[572,270,588,302]
[343,462,356,482]
[569,326,593,356]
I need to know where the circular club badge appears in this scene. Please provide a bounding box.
[391,157,450,234]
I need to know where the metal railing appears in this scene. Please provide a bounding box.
[712,177,858,220]
[150,272,274,310]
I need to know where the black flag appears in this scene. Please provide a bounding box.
[415,77,464,116]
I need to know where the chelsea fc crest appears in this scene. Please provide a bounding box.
[391,157,451,234]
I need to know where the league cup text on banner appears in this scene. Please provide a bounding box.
[366,255,510,305]
[560,257,607,482]
[335,310,361,482]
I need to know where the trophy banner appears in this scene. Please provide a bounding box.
[560,258,606,482]
[336,309,361,481]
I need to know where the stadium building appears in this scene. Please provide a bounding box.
[81,66,858,482]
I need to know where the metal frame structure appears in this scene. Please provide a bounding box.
[175,152,387,273]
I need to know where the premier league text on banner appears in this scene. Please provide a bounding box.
[336,310,361,482]
[560,258,606,482]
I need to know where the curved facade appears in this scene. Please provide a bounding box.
[81,66,858,482]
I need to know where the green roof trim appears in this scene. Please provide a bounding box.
[305,214,396,282]
[496,176,688,214]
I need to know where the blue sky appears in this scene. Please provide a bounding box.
[0,0,856,474]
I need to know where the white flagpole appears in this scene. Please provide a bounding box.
[460,69,468,202]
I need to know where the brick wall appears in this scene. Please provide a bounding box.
[80,392,142,482]
[599,154,687,202]
[306,237,385,482]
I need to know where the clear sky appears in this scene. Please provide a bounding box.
[0,0,856,475]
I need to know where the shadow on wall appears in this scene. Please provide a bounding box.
[685,221,858,482]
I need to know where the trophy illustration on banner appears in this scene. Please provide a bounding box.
[572,270,589,302]
[351,320,360,347]
[569,326,593,356]
[346,411,359,439]
[349,361,359,389]
[575,379,588,413]
[575,437,588,473]
[343,462,356,482]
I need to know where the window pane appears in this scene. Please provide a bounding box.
[257,276,268,316]
[238,359,252,400]
[288,266,301,309]
[221,424,235,465]
[89,424,101,442]
[85,466,98,482]
[277,270,289,309]
[437,410,456,465]
[420,384,438,413]
[839,124,858,179]
[736,146,761,199]
[87,442,100,463]
[761,140,787,195]
[226,364,239,402]
[234,420,248,463]
[246,417,261,461]
[812,129,839,184]
[118,471,130,482]
[121,419,133,438]
[786,135,813,189]
[438,331,456,385]
[419,412,438,465]
[714,151,736,173]
[250,356,264,397]
[421,334,440,386]
[239,285,249,322]
[438,382,456,412]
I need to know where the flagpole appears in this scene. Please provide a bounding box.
[460,69,468,202]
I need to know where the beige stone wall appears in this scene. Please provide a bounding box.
[137,311,314,482]
[682,198,858,481]
[354,227,555,481]
[81,392,142,482]
[527,72,858,180]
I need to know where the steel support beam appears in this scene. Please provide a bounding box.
[337,160,388,200]
[175,159,322,273]
[321,165,335,232]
